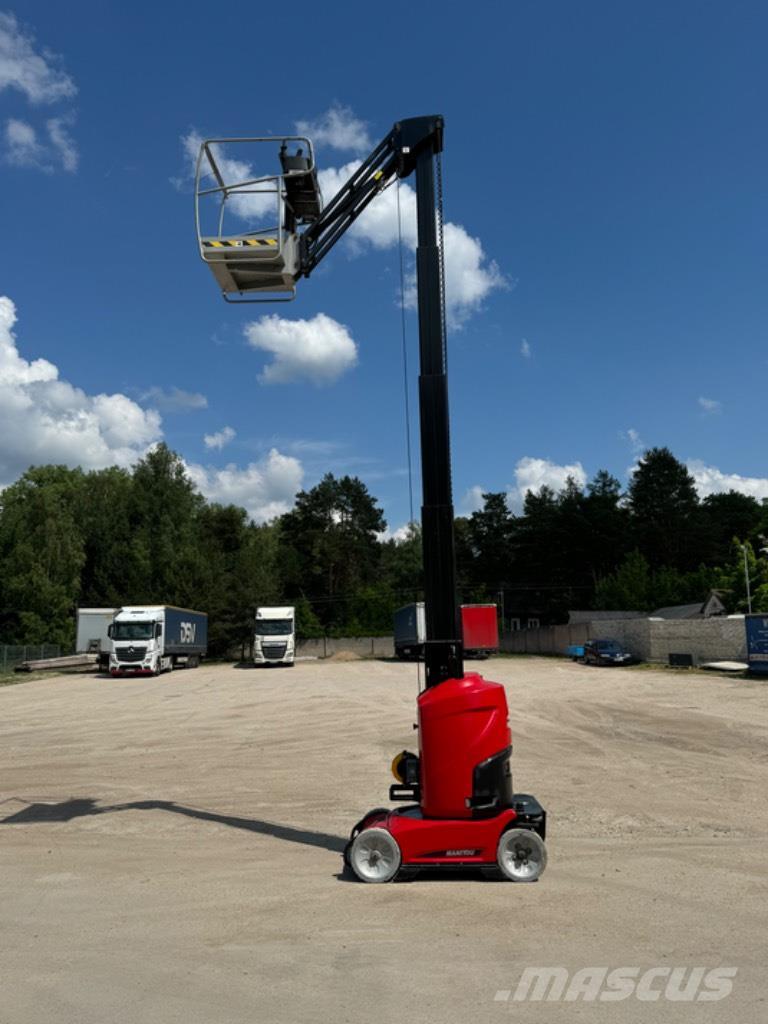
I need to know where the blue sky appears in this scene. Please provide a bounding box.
[1,1,767,530]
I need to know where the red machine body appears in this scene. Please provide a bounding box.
[418,673,510,818]
[460,604,499,657]
[345,671,547,879]
[354,805,519,866]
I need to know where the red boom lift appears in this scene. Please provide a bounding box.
[195,116,548,883]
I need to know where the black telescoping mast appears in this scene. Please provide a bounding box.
[408,122,464,687]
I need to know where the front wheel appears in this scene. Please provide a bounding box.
[497,828,547,882]
[348,827,401,883]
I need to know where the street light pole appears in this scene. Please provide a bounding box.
[742,544,753,614]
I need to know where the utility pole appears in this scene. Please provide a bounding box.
[741,544,753,614]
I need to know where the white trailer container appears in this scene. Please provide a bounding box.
[254,606,295,666]
[76,608,118,670]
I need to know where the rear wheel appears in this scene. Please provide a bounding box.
[497,828,547,882]
[348,827,401,883]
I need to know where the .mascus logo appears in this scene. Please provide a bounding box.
[495,966,738,1003]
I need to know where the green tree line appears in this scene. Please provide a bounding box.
[1,444,766,654]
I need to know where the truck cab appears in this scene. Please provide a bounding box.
[108,606,207,676]
[254,606,295,666]
[109,608,165,676]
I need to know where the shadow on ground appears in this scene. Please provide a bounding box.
[2,800,507,883]
[1,797,347,853]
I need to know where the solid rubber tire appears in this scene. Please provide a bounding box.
[348,827,401,883]
[497,828,547,882]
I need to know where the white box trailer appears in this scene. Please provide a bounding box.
[76,608,118,670]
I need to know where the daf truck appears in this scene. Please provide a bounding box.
[108,605,207,676]
[254,606,295,666]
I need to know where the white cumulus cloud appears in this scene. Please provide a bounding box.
[141,386,208,412]
[4,115,78,172]
[520,339,531,359]
[318,160,504,327]
[204,426,236,451]
[0,15,78,174]
[46,114,78,171]
[0,12,76,103]
[687,460,768,500]
[507,456,587,511]
[186,448,303,523]
[698,396,722,415]
[0,296,161,486]
[621,427,644,455]
[460,485,486,515]
[244,312,358,385]
[178,130,275,224]
[4,118,43,167]
[378,522,414,543]
[295,104,371,153]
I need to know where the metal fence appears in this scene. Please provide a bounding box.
[0,645,61,672]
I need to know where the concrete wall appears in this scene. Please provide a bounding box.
[296,636,394,659]
[654,618,747,664]
[501,618,747,665]
[500,622,590,655]
[283,620,749,664]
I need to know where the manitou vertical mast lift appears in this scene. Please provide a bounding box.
[195,116,548,882]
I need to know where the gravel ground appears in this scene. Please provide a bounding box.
[1,657,766,1024]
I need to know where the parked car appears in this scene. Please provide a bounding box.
[583,638,634,666]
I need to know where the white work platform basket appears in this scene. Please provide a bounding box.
[194,136,321,302]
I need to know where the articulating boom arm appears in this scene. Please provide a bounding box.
[300,115,462,687]
[198,116,463,686]
[298,116,443,279]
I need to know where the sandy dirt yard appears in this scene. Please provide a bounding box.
[1,656,767,1024]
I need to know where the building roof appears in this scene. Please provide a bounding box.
[651,592,727,620]
[568,610,644,624]
[650,603,705,620]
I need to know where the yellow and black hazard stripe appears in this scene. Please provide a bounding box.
[203,238,278,248]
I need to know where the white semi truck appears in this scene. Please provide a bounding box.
[108,605,208,676]
[254,606,295,666]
